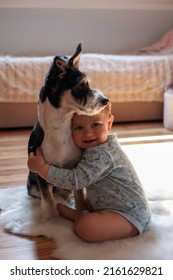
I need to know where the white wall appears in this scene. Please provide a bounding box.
[1,0,173,10]
[0,0,173,55]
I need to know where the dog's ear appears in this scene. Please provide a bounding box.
[68,42,82,69]
[54,56,68,78]
[54,56,68,71]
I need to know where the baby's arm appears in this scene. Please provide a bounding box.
[27,148,80,189]
[28,147,112,191]
[27,148,78,190]
[27,148,49,179]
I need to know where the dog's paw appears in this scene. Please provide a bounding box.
[41,202,58,222]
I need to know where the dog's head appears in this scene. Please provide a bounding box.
[40,43,109,115]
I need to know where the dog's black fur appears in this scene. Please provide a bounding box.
[27,43,109,221]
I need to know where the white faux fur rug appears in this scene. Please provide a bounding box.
[1,142,173,260]
[0,186,173,260]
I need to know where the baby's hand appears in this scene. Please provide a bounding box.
[27,148,46,174]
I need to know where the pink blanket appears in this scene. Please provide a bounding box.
[142,29,173,52]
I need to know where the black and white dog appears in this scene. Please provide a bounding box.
[27,43,109,221]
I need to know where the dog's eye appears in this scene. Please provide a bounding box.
[77,82,86,91]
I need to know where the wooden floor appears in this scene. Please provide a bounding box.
[0,121,173,259]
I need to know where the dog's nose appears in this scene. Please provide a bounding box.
[101,97,109,106]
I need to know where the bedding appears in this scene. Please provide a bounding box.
[0,55,52,103]
[1,51,173,104]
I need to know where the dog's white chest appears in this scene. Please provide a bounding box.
[41,129,81,167]
[39,100,82,168]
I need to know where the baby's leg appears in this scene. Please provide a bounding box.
[75,211,139,242]
[57,204,138,242]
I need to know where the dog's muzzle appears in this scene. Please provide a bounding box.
[101,97,109,106]
[92,89,109,105]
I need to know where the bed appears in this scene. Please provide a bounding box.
[0,46,173,128]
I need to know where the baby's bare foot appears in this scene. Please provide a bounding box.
[57,203,83,221]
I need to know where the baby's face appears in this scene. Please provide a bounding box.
[71,112,113,149]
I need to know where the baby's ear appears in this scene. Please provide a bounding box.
[108,115,114,131]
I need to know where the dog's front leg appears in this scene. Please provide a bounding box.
[41,184,57,222]
[38,176,57,222]
[74,188,88,210]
